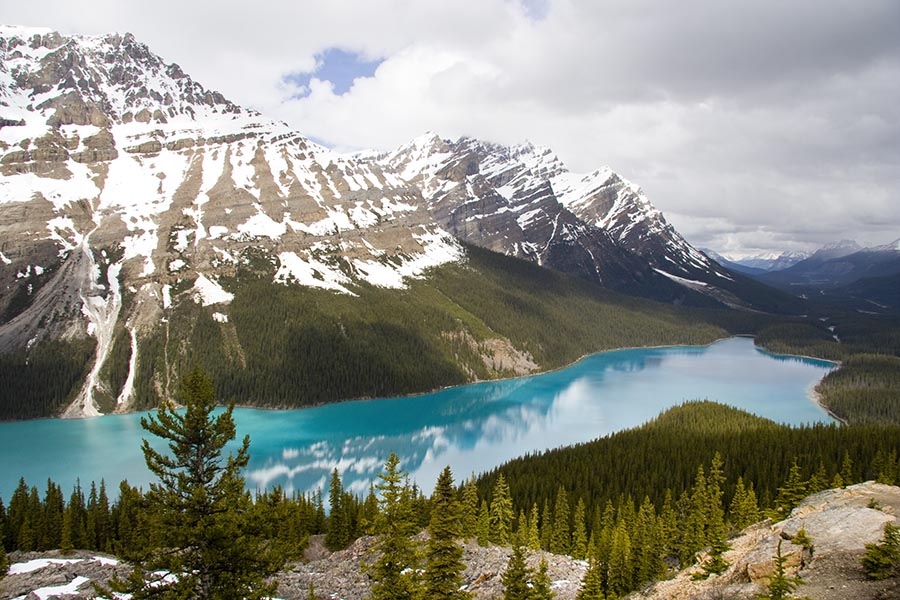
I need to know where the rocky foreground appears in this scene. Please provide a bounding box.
[3,482,899,600]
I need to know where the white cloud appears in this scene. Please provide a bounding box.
[4,0,899,254]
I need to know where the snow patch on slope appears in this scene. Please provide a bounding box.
[192,273,233,306]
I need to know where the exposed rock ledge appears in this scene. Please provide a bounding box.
[637,481,900,600]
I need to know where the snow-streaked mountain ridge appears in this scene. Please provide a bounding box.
[0,26,744,417]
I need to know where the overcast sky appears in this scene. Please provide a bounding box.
[5,0,899,257]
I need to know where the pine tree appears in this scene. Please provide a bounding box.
[490,474,514,545]
[699,455,730,577]
[461,475,479,540]
[42,480,64,550]
[325,469,349,551]
[607,520,632,597]
[759,539,804,600]
[540,501,553,551]
[840,451,854,487]
[6,478,28,550]
[18,486,43,552]
[65,481,87,551]
[576,556,605,600]
[361,483,380,536]
[728,477,760,531]
[477,500,491,547]
[595,501,616,588]
[501,541,531,600]
[806,463,828,493]
[657,490,677,559]
[682,465,708,563]
[773,461,807,518]
[706,453,727,543]
[369,452,420,600]
[861,522,900,580]
[86,481,99,550]
[96,481,111,552]
[60,506,74,555]
[527,503,542,551]
[633,496,662,585]
[572,498,588,560]
[424,466,469,600]
[0,517,8,579]
[550,486,570,555]
[531,557,555,600]
[106,367,284,600]
[830,472,844,489]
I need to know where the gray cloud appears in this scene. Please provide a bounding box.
[3,0,898,255]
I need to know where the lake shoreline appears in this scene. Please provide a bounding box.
[2,334,839,423]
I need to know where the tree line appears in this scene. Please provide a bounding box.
[5,398,900,598]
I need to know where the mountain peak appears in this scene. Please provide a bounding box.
[822,239,861,251]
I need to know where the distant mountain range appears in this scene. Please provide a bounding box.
[0,25,797,418]
[705,239,900,312]
[755,239,900,293]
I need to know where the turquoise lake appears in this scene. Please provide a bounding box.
[0,337,836,500]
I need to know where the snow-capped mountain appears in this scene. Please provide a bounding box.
[377,134,734,290]
[0,26,763,417]
[731,251,812,273]
[757,238,900,291]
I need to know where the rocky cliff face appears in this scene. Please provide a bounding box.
[0,25,751,418]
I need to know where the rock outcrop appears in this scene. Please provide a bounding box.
[637,481,900,600]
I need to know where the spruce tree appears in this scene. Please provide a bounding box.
[531,557,554,600]
[607,520,632,597]
[527,503,542,551]
[806,463,828,493]
[540,501,553,551]
[60,507,74,555]
[576,557,605,600]
[840,451,854,487]
[633,496,662,585]
[24,486,43,551]
[728,477,760,531]
[759,540,804,600]
[326,469,349,551]
[550,486,570,555]
[773,461,807,518]
[107,367,284,600]
[477,500,491,547]
[6,478,28,549]
[501,541,531,600]
[361,483,380,536]
[861,522,900,580]
[0,518,8,579]
[490,474,514,545]
[830,472,844,489]
[369,452,420,600]
[657,490,677,559]
[572,498,588,560]
[682,465,708,562]
[96,481,111,552]
[424,466,469,600]
[42,480,64,550]
[461,475,479,540]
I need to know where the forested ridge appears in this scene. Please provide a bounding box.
[5,239,899,421]
[93,245,730,414]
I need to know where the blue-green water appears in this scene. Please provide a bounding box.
[0,337,835,499]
